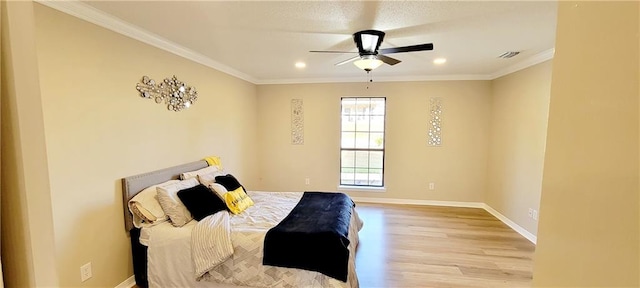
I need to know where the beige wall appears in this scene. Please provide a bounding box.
[1,1,59,287]
[256,81,491,202]
[5,3,259,287]
[487,61,552,237]
[533,1,639,286]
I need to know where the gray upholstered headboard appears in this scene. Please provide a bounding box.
[122,160,208,231]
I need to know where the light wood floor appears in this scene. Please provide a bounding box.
[354,203,535,288]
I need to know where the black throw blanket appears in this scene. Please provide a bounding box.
[263,192,354,282]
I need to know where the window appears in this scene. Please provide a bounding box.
[340,97,385,187]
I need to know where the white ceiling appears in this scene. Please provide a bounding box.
[50,1,558,84]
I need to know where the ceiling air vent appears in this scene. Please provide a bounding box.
[498,51,520,59]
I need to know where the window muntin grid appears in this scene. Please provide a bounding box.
[340,97,385,187]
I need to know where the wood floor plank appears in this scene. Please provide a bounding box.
[354,203,535,288]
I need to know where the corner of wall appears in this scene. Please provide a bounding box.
[483,204,537,243]
[0,1,58,286]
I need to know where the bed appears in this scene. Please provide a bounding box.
[122,160,363,288]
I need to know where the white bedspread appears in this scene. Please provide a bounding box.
[145,191,363,288]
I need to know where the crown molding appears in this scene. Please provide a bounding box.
[489,48,555,79]
[36,1,554,85]
[256,73,492,85]
[35,0,258,84]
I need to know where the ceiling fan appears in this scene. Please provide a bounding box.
[310,29,434,72]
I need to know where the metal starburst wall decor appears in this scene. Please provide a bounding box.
[136,75,198,112]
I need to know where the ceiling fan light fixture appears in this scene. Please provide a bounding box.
[354,55,384,72]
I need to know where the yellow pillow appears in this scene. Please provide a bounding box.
[224,187,254,214]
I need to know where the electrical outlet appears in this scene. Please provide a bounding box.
[532,209,539,220]
[80,262,92,282]
[428,182,435,190]
[305,178,310,185]
[528,208,533,218]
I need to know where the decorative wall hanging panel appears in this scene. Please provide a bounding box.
[428,97,442,146]
[136,75,198,112]
[291,99,304,145]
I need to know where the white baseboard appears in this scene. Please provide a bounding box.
[351,197,484,208]
[115,275,135,288]
[352,197,536,244]
[483,204,537,244]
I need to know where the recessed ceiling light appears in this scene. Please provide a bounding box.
[433,58,447,65]
[295,62,306,68]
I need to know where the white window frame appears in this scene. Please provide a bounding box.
[339,97,386,188]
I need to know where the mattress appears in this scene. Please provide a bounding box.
[141,191,363,288]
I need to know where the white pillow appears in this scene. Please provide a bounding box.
[156,178,199,227]
[180,165,224,180]
[208,183,228,200]
[128,179,179,228]
[197,171,225,187]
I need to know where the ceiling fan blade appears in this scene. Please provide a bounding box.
[379,43,434,54]
[335,56,360,66]
[377,55,401,66]
[309,50,358,53]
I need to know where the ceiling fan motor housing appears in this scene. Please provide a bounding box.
[354,30,386,55]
